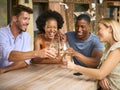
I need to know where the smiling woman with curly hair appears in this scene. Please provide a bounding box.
[36,10,64,34]
[31,10,65,64]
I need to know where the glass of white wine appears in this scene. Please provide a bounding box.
[50,38,59,57]
[60,42,69,59]
[49,37,65,59]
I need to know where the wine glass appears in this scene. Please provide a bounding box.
[50,38,59,57]
[49,37,64,59]
[49,35,68,62]
[60,42,69,59]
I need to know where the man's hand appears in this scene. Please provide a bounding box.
[0,68,5,74]
[36,48,56,59]
[65,47,76,57]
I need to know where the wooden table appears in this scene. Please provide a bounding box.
[0,64,98,90]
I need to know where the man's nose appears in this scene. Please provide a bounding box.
[26,19,30,25]
[77,26,82,31]
[27,22,29,26]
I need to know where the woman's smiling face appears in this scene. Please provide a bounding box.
[97,23,112,42]
[44,18,58,39]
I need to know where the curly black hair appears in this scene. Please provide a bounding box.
[36,10,64,33]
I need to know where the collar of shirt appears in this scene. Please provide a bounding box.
[7,25,23,40]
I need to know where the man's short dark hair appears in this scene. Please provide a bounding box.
[12,4,33,16]
[76,14,91,23]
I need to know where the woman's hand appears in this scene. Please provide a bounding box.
[56,30,67,42]
[61,58,76,70]
[67,60,76,70]
[98,78,110,90]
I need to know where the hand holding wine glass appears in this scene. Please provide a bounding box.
[49,36,64,61]
[49,38,58,57]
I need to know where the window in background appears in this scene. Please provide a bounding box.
[33,2,48,37]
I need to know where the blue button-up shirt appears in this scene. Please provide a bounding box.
[0,25,31,68]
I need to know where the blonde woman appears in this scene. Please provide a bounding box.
[65,18,120,90]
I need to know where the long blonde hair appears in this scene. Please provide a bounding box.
[98,18,120,41]
[98,18,120,50]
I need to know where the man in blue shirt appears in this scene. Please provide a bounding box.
[66,14,104,71]
[0,5,56,74]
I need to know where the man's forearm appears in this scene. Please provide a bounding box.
[0,61,27,73]
[8,51,36,62]
[73,51,99,68]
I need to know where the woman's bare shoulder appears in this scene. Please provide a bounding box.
[35,34,44,40]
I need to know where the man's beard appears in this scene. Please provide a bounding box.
[15,21,27,33]
[17,25,26,33]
